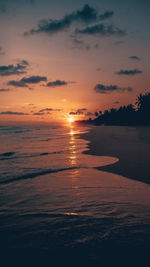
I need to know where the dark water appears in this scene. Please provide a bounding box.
[0,124,150,265]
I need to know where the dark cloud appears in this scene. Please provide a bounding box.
[69,112,77,115]
[94,84,132,94]
[69,108,87,115]
[128,56,141,61]
[8,80,28,87]
[116,69,142,75]
[32,108,62,116]
[0,60,29,76]
[8,75,47,88]
[39,108,53,112]
[99,11,114,21]
[39,108,62,112]
[0,88,11,92]
[33,112,45,116]
[47,80,67,87]
[73,4,98,23]
[114,101,120,104]
[75,23,126,37]
[24,5,97,36]
[21,75,47,84]
[0,111,28,115]
[24,4,114,36]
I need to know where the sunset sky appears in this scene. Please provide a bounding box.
[0,0,150,123]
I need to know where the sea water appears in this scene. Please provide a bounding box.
[0,124,150,264]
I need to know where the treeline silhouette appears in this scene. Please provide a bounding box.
[89,92,150,126]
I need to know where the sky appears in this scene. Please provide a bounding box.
[0,0,150,123]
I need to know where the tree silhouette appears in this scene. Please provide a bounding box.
[136,92,150,125]
[89,92,150,126]
[136,92,150,113]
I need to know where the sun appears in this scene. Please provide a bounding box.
[68,117,75,123]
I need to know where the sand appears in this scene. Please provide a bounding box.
[81,125,150,185]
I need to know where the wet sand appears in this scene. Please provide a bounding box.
[81,125,150,185]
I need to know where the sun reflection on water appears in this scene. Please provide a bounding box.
[69,125,77,167]
[68,124,81,187]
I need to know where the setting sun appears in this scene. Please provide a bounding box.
[68,117,75,123]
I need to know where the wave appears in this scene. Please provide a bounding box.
[40,138,52,142]
[0,166,79,185]
[0,151,64,161]
[0,152,15,157]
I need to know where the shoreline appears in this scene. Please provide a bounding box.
[80,125,150,185]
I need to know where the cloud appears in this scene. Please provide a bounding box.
[71,35,99,50]
[71,37,91,50]
[32,108,62,116]
[33,112,45,116]
[94,84,132,94]
[0,111,28,115]
[116,69,143,75]
[114,101,120,104]
[69,108,87,115]
[128,56,141,61]
[47,80,67,87]
[24,5,97,36]
[8,80,28,87]
[0,60,29,76]
[21,75,47,83]
[69,112,77,115]
[71,37,99,50]
[39,108,53,112]
[24,4,114,36]
[39,108,62,112]
[99,11,114,21]
[75,23,126,37]
[0,88,11,92]
[8,75,47,87]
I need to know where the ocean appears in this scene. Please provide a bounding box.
[0,123,150,265]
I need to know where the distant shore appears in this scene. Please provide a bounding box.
[80,125,150,185]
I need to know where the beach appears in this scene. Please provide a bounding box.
[0,124,150,266]
[81,125,150,185]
